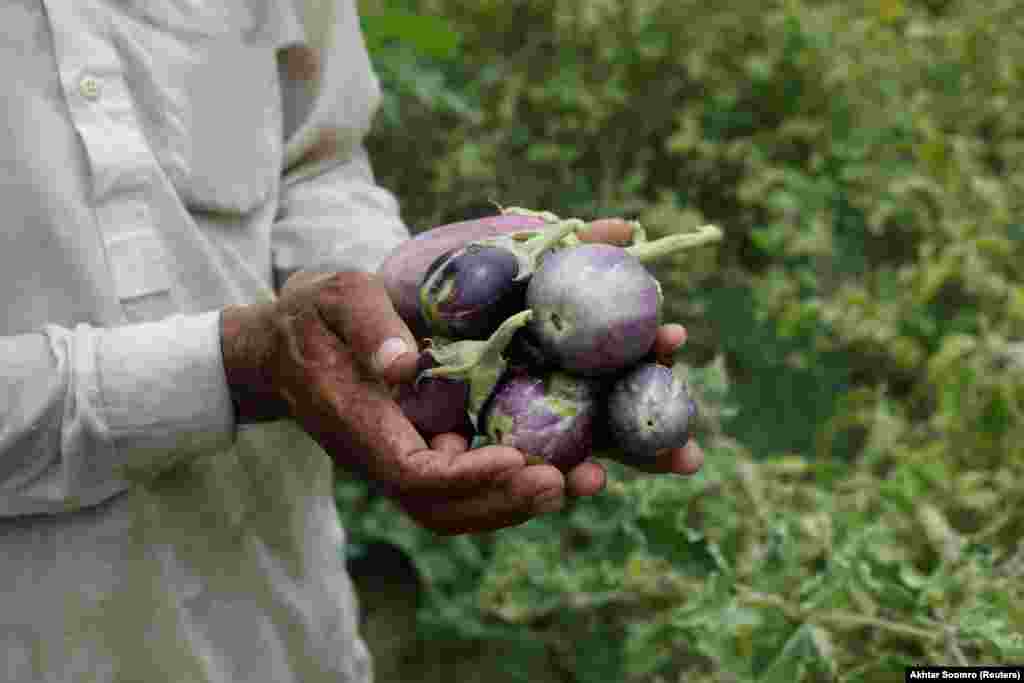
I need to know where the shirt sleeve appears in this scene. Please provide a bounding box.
[270,0,411,287]
[0,312,235,518]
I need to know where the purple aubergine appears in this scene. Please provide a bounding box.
[418,244,527,339]
[377,211,553,338]
[395,352,471,438]
[417,212,584,340]
[480,368,601,472]
[606,363,697,463]
[526,244,663,376]
[525,223,726,376]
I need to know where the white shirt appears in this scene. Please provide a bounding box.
[0,1,410,680]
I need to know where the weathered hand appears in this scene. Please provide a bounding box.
[221,270,567,535]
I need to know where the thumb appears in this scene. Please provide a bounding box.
[308,270,420,384]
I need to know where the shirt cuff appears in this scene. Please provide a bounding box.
[97,311,236,478]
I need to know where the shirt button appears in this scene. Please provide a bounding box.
[78,76,102,101]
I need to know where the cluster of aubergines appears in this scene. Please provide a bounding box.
[376,206,723,472]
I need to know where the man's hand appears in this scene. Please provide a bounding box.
[219,215,704,534]
[221,270,570,535]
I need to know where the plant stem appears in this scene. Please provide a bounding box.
[500,206,563,223]
[626,224,724,263]
[523,219,587,260]
[628,220,647,245]
[736,588,942,642]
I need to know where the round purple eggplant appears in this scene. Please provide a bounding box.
[417,216,585,340]
[395,352,471,438]
[524,223,725,376]
[526,244,663,377]
[481,368,601,472]
[418,244,527,339]
[606,363,697,464]
[377,211,551,338]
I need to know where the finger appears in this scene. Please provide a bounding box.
[276,268,331,295]
[565,460,607,498]
[430,432,469,455]
[382,350,423,386]
[332,389,524,494]
[399,464,566,536]
[578,218,634,246]
[660,440,704,475]
[311,271,419,384]
[648,323,687,366]
[389,444,528,496]
[633,440,704,475]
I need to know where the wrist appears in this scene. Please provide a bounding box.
[220,302,291,424]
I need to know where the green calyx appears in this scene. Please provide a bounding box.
[485,412,517,444]
[420,309,535,429]
[419,274,456,335]
[497,205,563,224]
[544,372,589,418]
[541,395,580,420]
[469,217,587,284]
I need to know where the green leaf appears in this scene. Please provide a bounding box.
[361,9,461,60]
[525,142,582,164]
[758,623,837,683]
[751,224,788,255]
[978,388,1013,437]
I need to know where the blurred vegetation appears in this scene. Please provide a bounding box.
[339,0,1024,680]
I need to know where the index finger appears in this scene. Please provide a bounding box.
[313,271,421,384]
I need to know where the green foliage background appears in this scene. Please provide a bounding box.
[339,0,1024,680]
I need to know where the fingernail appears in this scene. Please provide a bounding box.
[665,323,686,345]
[682,444,705,473]
[533,492,565,514]
[373,337,409,375]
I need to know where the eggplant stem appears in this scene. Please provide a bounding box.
[500,206,563,223]
[560,233,583,248]
[523,219,586,261]
[626,224,723,263]
[628,220,647,245]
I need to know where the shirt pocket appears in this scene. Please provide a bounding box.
[126,1,285,215]
[177,38,282,214]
